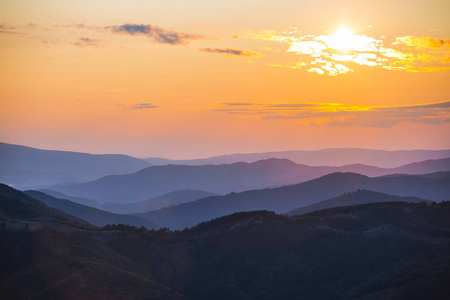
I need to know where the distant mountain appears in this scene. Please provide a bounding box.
[286,190,429,216]
[0,142,151,189]
[37,189,101,207]
[0,183,87,226]
[138,172,450,229]
[51,157,450,204]
[25,190,159,229]
[2,201,449,299]
[100,190,219,214]
[145,148,450,168]
[36,189,216,214]
[48,159,315,203]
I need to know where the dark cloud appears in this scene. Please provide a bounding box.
[267,103,318,108]
[107,24,204,45]
[222,103,255,106]
[199,48,261,57]
[129,103,159,110]
[73,37,101,47]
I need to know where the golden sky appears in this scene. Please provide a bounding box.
[1,0,449,158]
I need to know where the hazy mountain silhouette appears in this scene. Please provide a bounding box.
[38,189,217,214]
[286,189,429,216]
[99,190,219,214]
[48,157,450,203]
[138,172,450,229]
[145,148,450,168]
[0,142,150,189]
[37,189,101,207]
[25,190,159,229]
[2,196,449,299]
[0,184,88,226]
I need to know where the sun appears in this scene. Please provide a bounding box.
[329,26,356,52]
[335,26,354,38]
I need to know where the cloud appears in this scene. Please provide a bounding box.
[116,103,159,110]
[215,100,450,128]
[251,28,450,75]
[199,48,261,57]
[395,36,450,49]
[107,24,204,45]
[0,24,20,34]
[26,23,38,30]
[73,37,101,47]
[222,102,255,106]
[129,103,159,110]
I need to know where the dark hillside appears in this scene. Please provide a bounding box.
[286,189,430,216]
[25,190,160,229]
[1,192,450,300]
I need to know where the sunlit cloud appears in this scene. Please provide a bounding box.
[199,48,260,57]
[215,100,450,128]
[252,26,450,75]
[395,36,450,48]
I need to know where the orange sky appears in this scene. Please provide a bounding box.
[1,0,449,158]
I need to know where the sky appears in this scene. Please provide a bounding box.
[1,0,449,159]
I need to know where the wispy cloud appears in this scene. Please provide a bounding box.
[0,24,21,34]
[199,48,261,57]
[73,37,101,47]
[130,103,159,110]
[107,24,204,45]
[117,103,159,110]
[215,100,450,128]
[222,102,255,106]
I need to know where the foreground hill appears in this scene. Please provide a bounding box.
[145,148,450,168]
[2,200,449,299]
[0,186,179,300]
[25,190,159,229]
[0,142,150,189]
[138,172,450,229]
[286,190,430,216]
[48,157,450,203]
[0,184,87,226]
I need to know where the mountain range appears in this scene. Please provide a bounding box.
[1,184,449,300]
[137,172,450,229]
[0,142,150,189]
[145,148,450,168]
[48,157,450,204]
[2,142,450,191]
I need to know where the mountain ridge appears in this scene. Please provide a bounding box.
[137,171,450,229]
[49,157,450,204]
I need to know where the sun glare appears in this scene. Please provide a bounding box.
[335,27,354,38]
[327,26,356,52]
